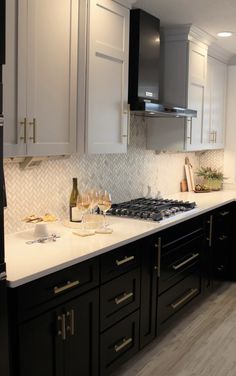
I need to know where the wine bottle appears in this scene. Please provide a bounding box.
[69,178,81,222]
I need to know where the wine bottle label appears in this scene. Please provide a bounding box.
[70,206,82,222]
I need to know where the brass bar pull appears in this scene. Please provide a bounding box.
[186,118,193,144]
[20,118,27,143]
[206,215,213,247]
[219,235,228,241]
[127,104,130,144]
[116,255,134,266]
[154,237,161,277]
[57,314,66,340]
[114,337,133,353]
[220,211,230,217]
[171,288,198,310]
[66,309,75,336]
[54,280,80,295]
[115,292,133,305]
[209,131,215,143]
[122,104,130,143]
[172,253,199,271]
[214,131,217,143]
[29,118,36,143]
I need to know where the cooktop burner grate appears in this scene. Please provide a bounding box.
[107,198,196,221]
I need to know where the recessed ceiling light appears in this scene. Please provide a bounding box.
[217,31,233,38]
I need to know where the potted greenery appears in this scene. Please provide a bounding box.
[196,167,226,191]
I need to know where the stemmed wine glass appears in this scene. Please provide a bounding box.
[76,192,91,230]
[98,190,112,227]
[88,189,99,214]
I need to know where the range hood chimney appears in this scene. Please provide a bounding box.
[128,9,197,118]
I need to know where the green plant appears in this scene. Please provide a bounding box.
[196,166,226,181]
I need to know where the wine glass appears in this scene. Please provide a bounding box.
[88,189,99,213]
[76,192,91,229]
[98,190,112,227]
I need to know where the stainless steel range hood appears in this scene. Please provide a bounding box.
[130,102,197,118]
[128,9,197,118]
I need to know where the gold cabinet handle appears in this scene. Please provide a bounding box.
[54,280,80,295]
[154,237,161,277]
[122,104,130,144]
[66,309,75,336]
[57,314,66,340]
[171,288,199,310]
[19,118,27,143]
[29,118,36,143]
[115,291,133,305]
[220,211,230,217]
[172,253,199,271]
[206,215,213,247]
[186,118,193,144]
[219,235,228,241]
[214,130,217,143]
[209,131,215,143]
[116,255,134,266]
[114,337,133,353]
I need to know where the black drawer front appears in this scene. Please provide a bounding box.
[161,216,203,250]
[100,268,140,331]
[101,241,141,283]
[17,258,99,321]
[214,204,232,232]
[159,236,203,294]
[100,310,139,376]
[158,273,201,324]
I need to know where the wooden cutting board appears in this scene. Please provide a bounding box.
[185,157,195,191]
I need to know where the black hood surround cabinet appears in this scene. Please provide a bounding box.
[128,9,197,118]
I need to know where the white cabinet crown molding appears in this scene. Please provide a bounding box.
[161,24,215,48]
[113,0,136,8]
[208,42,234,64]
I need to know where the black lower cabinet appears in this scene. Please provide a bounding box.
[100,310,139,376]
[139,237,158,349]
[8,203,236,376]
[11,289,99,376]
[204,204,234,289]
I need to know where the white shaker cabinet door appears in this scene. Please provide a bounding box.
[3,0,27,157]
[203,57,227,149]
[26,0,78,156]
[185,42,207,151]
[86,0,129,154]
[209,57,227,149]
[4,0,78,157]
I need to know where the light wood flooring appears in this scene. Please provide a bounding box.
[114,283,236,376]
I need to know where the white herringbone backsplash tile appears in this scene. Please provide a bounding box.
[4,117,223,233]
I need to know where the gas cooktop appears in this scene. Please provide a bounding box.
[108,198,197,222]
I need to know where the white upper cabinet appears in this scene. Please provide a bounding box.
[3,0,78,157]
[203,56,227,149]
[161,25,228,152]
[186,42,208,151]
[161,27,209,151]
[85,0,129,154]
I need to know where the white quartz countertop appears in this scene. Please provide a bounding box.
[5,190,236,288]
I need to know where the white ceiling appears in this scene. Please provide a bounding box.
[133,0,236,56]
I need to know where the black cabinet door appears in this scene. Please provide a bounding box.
[140,237,158,348]
[18,308,64,376]
[64,289,99,376]
[17,289,99,376]
[204,205,234,289]
[212,205,233,281]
